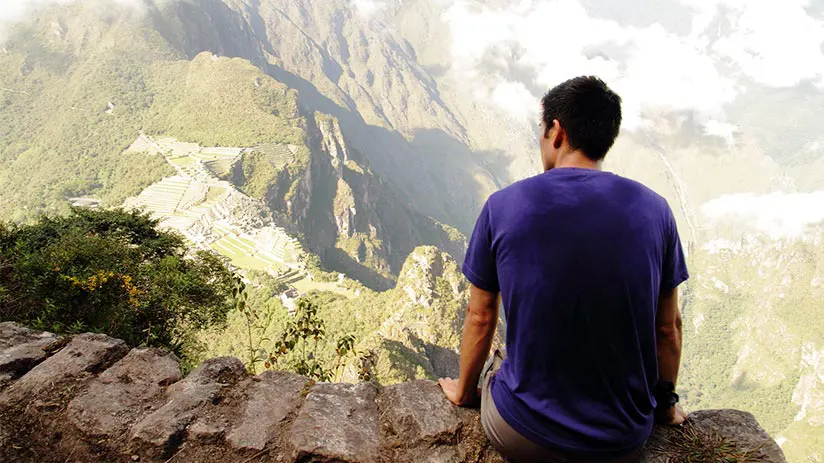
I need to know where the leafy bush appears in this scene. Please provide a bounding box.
[0,208,234,358]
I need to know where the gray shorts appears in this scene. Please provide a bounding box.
[479,350,643,463]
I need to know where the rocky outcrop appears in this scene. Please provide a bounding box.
[397,246,466,308]
[0,322,786,462]
[0,322,61,389]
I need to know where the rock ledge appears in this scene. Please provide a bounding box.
[0,323,785,462]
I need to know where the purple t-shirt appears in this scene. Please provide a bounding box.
[463,168,689,457]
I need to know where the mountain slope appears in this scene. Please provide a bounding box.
[0,1,462,287]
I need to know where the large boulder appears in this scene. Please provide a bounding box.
[67,348,182,439]
[130,357,247,457]
[0,333,128,410]
[290,382,381,462]
[639,409,786,463]
[0,322,61,389]
[227,371,308,451]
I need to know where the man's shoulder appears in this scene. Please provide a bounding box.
[486,171,672,216]
[609,173,670,208]
[488,173,548,202]
[490,177,527,197]
[614,173,665,194]
[485,176,543,217]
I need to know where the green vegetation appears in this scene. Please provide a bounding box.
[201,246,468,384]
[142,56,305,148]
[780,421,824,463]
[210,233,284,272]
[0,5,308,223]
[0,209,234,365]
[235,149,287,200]
[680,229,824,450]
[232,278,360,381]
[234,144,309,216]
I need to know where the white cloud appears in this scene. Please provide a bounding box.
[1,0,68,28]
[703,119,738,145]
[0,0,146,41]
[682,0,824,87]
[352,0,385,18]
[701,191,824,238]
[443,0,738,129]
[443,0,824,136]
[488,81,539,120]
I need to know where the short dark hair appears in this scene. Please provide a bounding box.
[541,76,622,161]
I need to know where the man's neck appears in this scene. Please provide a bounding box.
[550,150,603,171]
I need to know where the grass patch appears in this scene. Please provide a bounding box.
[291,278,355,298]
[204,185,227,203]
[169,156,195,168]
[209,233,287,272]
[650,422,763,463]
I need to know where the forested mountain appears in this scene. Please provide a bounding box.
[0,0,463,289]
[1,1,823,461]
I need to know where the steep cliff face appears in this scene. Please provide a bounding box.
[361,246,471,383]
[397,246,466,309]
[295,113,466,290]
[779,343,824,461]
[0,322,787,463]
[177,0,501,232]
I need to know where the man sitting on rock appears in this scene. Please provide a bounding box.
[439,76,689,462]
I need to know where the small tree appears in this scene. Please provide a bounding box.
[234,279,358,380]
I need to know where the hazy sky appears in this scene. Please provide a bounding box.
[6,0,823,139]
[442,0,824,137]
[0,0,145,40]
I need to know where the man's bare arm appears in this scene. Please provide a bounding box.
[656,286,686,424]
[657,287,682,384]
[439,284,499,406]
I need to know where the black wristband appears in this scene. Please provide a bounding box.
[654,381,679,410]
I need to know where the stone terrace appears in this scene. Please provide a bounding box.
[0,323,786,462]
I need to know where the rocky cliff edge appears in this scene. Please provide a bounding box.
[0,322,785,462]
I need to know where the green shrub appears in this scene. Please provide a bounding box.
[0,208,234,359]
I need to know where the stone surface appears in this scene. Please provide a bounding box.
[189,418,229,443]
[640,409,787,463]
[0,322,53,350]
[0,333,128,409]
[0,322,60,385]
[67,348,182,438]
[228,371,307,450]
[0,324,789,463]
[379,380,460,445]
[0,373,13,390]
[290,382,381,463]
[130,357,246,456]
[417,447,462,463]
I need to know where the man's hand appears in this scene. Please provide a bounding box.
[438,377,479,407]
[440,284,499,408]
[656,404,688,426]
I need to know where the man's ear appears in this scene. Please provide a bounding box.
[552,119,564,149]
